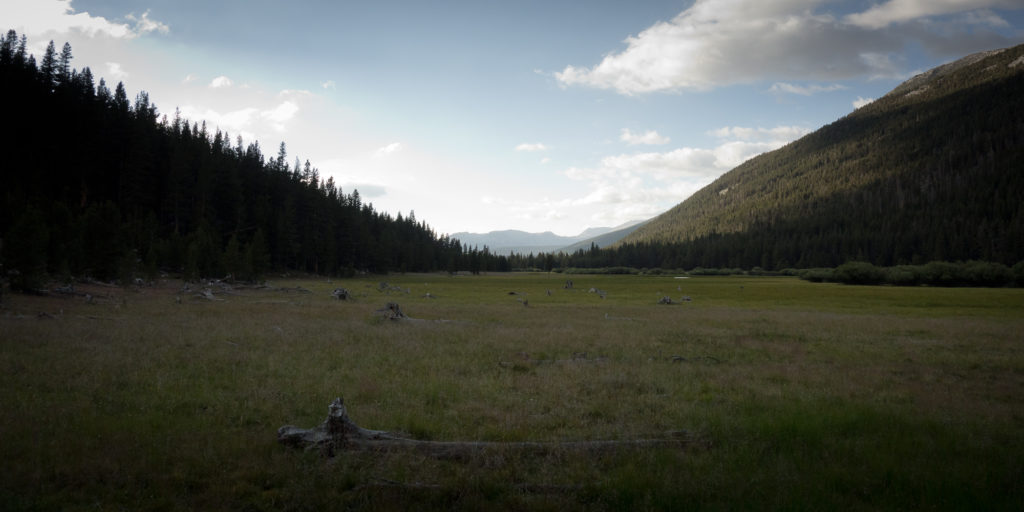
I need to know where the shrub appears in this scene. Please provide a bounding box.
[798,268,834,283]
[962,261,1012,287]
[833,261,886,285]
[885,265,923,286]
[1013,261,1024,287]
[921,261,962,286]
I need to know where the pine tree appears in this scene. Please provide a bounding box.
[39,40,56,89]
[0,30,16,66]
[113,81,130,112]
[57,42,72,86]
[13,34,26,65]
[96,78,111,105]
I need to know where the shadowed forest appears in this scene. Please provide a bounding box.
[0,32,513,291]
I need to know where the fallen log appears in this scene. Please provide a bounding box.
[278,398,697,459]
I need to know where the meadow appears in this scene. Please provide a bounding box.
[1,273,1022,510]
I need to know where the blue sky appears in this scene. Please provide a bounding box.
[4,1,1023,236]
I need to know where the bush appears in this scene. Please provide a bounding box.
[1013,261,1024,287]
[885,265,923,286]
[562,267,640,275]
[962,261,1012,287]
[688,267,745,276]
[921,261,962,286]
[833,261,886,285]
[801,261,1018,288]
[798,268,834,283]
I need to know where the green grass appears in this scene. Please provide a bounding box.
[1,273,1022,510]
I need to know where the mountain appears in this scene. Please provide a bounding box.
[613,43,1024,269]
[557,219,650,254]
[452,220,643,255]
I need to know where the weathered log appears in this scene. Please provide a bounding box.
[279,398,696,458]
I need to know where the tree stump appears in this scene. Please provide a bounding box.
[379,302,406,320]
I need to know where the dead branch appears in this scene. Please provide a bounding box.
[194,288,225,301]
[279,398,695,458]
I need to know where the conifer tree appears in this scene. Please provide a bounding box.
[57,42,72,85]
[113,81,129,112]
[39,40,56,89]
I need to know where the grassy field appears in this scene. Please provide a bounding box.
[1,273,1022,510]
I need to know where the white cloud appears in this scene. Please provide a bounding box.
[321,80,336,89]
[0,0,168,39]
[541,124,809,228]
[709,125,811,142]
[963,9,1011,27]
[620,128,670,145]
[183,73,198,83]
[540,157,552,165]
[769,82,847,95]
[852,96,875,109]
[515,143,548,152]
[209,76,233,88]
[844,0,1018,29]
[375,142,403,156]
[105,62,127,80]
[178,105,257,137]
[556,0,1021,95]
[261,101,299,130]
[177,91,307,139]
[124,10,169,35]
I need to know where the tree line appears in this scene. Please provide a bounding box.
[0,32,510,290]
[5,31,1019,290]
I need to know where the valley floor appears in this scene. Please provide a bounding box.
[2,274,1022,510]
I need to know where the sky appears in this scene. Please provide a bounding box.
[4,1,1023,236]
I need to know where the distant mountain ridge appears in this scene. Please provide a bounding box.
[558,219,651,254]
[452,220,644,255]
[614,43,1024,268]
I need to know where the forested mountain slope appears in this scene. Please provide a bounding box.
[0,31,508,289]
[618,43,1024,268]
